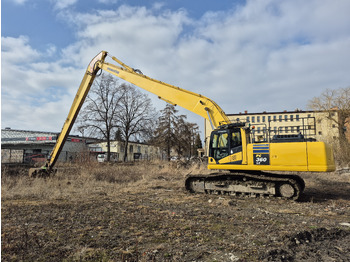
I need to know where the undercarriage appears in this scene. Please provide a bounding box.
[185,171,305,201]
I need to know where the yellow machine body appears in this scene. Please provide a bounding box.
[208,141,335,172]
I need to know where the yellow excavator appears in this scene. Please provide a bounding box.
[30,51,335,200]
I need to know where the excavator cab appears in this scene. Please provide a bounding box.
[208,123,248,165]
[210,129,242,161]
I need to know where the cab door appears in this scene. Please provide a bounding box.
[210,131,230,162]
[209,129,244,164]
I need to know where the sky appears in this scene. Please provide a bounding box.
[2,0,350,135]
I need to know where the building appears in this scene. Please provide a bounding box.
[90,140,163,162]
[204,110,340,155]
[1,128,163,164]
[1,128,95,164]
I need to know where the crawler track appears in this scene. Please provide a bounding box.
[185,171,304,201]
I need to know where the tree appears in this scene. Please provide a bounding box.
[115,83,157,162]
[75,74,122,161]
[174,120,200,158]
[173,115,190,157]
[153,104,179,160]
[153,104,201,160]
[194,133,203,154]
[114,128,123,141]
[76,74,156,162]
[308,87,350,165]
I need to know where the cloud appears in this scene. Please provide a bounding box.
[2,36,40,64]
[98,0,119,4]
[51,0,78,10]
[2,36,84,131]
[7,0,27,5]
[2,0,350,132]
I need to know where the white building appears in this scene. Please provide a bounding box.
[90,140,163,162]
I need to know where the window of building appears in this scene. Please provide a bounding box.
[246,116,250,122]
[284,115,288,121]
[274,127,277,133]
[297,126,300,132]
[129,145,133,153]
[257,127,261,133]
[273,115,277,122]
[120,143,125,153]
[138,146,141,153]
[308,114,311,118]
[252,116,255,123]
[296,115,300,121]
[285,127,288,133]
[290,115,293,121]
[236,118,240,122]
[279,115,282,122]
[257,116,260,123]
[291,126,295,133]
[268,116,271,122]
[262,116,266,122]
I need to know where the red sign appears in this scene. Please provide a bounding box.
[26,136,53,141]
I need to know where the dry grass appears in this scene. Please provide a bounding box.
[328,140,350,169]
[2,160,349,202]
[2,161,350,261]
[1,160,208,201]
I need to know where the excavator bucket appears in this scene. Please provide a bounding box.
[28,168,52,178]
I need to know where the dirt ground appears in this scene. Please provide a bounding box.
[1,163,350,261]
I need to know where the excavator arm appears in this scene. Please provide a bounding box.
[45,52,109,171]
[97,52,230,129]
[31,51,230,176]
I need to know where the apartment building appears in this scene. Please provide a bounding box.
[204,110,339,154]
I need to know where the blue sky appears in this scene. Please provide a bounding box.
[2,0,244,51]
[2,0,350,135]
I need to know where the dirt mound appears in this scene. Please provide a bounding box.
[263,228,350,262]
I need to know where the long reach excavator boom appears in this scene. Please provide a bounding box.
[30,51,335,201]
[31,51,230,174]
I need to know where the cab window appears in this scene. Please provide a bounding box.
[230,131,241,147]
[230,130,242,154]
[211,132,229,160]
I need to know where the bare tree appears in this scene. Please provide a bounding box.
[115,84,157,162]
[188,123,200,157]
[308,87,350,165]
[76,74,156,162]
[76,74,122,161]
[175,120,200,158]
